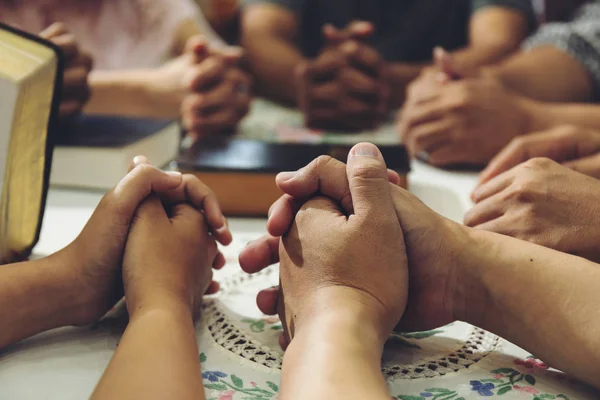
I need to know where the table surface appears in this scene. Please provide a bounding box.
[1,160,598,400]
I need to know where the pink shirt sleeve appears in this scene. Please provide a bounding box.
[0,0,210,70]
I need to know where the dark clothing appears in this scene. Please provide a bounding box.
[244,0,534,62]
[525,1,600,100]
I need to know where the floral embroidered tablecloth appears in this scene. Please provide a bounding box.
[198,234,599,400]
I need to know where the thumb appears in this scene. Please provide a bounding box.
[109,164,182,220]
[346,143,396,220]
[433,47,461,81]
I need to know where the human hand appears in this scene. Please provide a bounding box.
[400,76,533,166]
[478,125,600,185]
[277,144,408,346]
[296,23,389,130]
[39,22,92,118]
[180,36,252,141]
[404,48,465,109]
[241,144,466,338]
[122,195,220,318]
[467,157,600,262]
[57,156,230,326]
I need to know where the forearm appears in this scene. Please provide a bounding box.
[449,44,519,75]
[526,101,600,132]
[281,290,389,400]
[92,301,204,400]
[459,228,600,388]
[242,35,304,105]
[487,46,594,103]
[0,252,85,349]
[86,70,181,118]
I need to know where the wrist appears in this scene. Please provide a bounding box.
[450,227,497,327]
[285,300,386,368]
[127,290,194,321]
[294,286,390,348]
[33,250,98,328]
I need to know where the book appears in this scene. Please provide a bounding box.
[177,139,409,216]
[177,99,409,216]
[50,116,181,189]
[0,23,62,263]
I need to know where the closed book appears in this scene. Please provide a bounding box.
[0,23,62,263]
[50,116,181,189]
[177,139,409,216]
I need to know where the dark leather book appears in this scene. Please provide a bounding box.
[0,23,63,264]
[177,139,410,216]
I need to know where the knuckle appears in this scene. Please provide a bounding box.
[523,157,554,170]
[351,163,387,182]
[312,155,337,171]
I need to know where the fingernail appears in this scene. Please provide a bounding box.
[277,171,297,183]
[349,143,379,158]
[166,171,182,179]
[132,155,149,167]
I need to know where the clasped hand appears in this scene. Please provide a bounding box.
[296,22,390,131]
[58,156,231,325]
[240,143,470,349]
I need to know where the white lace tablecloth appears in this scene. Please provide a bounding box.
[194,234,599,400]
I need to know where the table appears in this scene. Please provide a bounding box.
[0,161,597,400]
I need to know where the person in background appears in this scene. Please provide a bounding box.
[241,0,533,130]
[240,143,600,397]
[401,1,600,167]
[37,22,92,119]
[1,0,252,140]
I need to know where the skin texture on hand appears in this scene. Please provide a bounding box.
[122,196,220,317]
[240,146,465,339]
[242,144,600,390]
[62,156,231,326]
[296,22,390,131]
[0,155,230,349]
[276,143,408,400]
[92,167,222,400]
[278,144,409,341]
[478,125,600,184]
[399,75,534,166]
[467,157,600,263]
[39,22,93,118]
[180,36,252,141]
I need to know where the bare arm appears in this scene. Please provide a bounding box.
[460,229,600,387]
[91,301,205,400]
[0,254,89,349]
[527,101,600,131]
[388,6,529,105]
[451,6,529,72]
[489,46,594,102]
[85,18,206,118]
[85,69,184,118]
[241,3,304,104]
[282,304,390,400]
